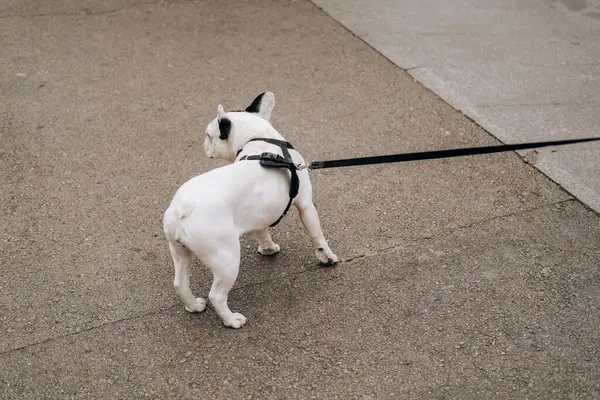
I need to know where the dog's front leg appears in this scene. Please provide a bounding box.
[256,228,281,256]
[297,202,339,265]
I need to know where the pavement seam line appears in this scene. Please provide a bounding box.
[338,197,577,263]
[0,304,178,356]
[0,266,325,355]
[454,198,575,231]
[0,198,576,355]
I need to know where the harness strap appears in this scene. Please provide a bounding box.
[238,139,299,227]
[236,138,295,157]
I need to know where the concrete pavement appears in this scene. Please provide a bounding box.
[1,0,599,398]
[313,0,600,212]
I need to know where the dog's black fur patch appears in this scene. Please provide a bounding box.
[245,92,266,114]
[218,117,232,140]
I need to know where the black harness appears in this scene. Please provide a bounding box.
[237,138,300,227]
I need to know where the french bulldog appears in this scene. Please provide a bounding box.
[163,92,338,328]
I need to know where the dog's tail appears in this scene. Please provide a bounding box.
[163,203,194,247]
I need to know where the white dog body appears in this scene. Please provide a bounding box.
[163,92,337,328]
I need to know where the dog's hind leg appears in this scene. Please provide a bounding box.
[202,237,246,328]
[296,202,339,265]
[169,242,207,313]
[256,228,281,256]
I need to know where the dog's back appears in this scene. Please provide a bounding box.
[163,161,290,248]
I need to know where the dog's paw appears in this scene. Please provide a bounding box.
[258,243,281,256]
[316,248,339,266]
[223,312,247,329]
[184,297,207,313]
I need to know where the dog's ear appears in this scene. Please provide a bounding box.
[216,105,232,141]
[217,104,226,119]
[245,92,275,121]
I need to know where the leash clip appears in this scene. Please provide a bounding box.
[295,163,309,171]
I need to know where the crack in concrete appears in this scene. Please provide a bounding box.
[454,198,575,230]
[0,1,160,19]
[0,198,577,356]
[336,198,576,263]
[0,303,179,356]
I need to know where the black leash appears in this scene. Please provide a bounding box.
[307,137,600,170]
[236,136,600,227]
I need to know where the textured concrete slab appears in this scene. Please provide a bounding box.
[363,33,600,70]
[2,201,599,398]
[312,0,600,68]
[410,64,600,106]
[0,0,570,354]
[312,0,600,213]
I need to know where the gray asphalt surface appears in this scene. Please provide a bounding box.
[1,0,599,398]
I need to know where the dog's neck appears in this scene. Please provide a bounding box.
[231,125,286,161]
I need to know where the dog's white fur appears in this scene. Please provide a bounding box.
[163,92,338,328]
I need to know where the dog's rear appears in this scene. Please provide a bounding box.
[163,202,193,247]
[163,175,250,328]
